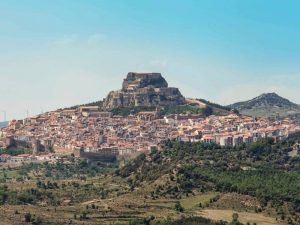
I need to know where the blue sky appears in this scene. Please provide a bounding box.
[1,0,300,120]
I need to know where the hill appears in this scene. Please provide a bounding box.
[0,121,8,128]
[228,92,300,117]
[193,98,231,115]
[62,72,232,117]
[117,139,300,224]
[0,139,295,224]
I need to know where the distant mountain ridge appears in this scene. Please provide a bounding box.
[0,121,8,128]
[229,92,300,117]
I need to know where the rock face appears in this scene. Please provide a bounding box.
[103,72,185,109]
[122,72,168,90]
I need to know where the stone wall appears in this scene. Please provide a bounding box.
[103,72,185,109]
[122,72,168,91]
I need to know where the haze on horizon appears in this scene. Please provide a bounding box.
[1,0,300,121]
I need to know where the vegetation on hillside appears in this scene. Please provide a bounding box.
[128,216,229,225]
[109,105,214,117]
[110,106,156,116]
[228,93,300,118]
[117,138,300,224]
[197,99,231,112]
[0,148,32,156]
[0,158,117,206]
[1,137,299,224]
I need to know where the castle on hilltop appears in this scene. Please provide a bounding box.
[102,72,185,109]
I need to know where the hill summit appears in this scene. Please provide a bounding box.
[102,72,185,109]
[229,92,300,117]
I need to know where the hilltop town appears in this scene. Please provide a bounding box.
[2,1,300,224]
[1,74,300,225]
[1,73,300,165]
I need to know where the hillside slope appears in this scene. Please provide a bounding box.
[117,139,300,224]
[228,93,300,117]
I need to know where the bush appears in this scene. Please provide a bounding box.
[175,201,184,212]
[24,213,32,222]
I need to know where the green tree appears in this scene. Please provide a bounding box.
[175,201,184,212]
[231,213,242,225]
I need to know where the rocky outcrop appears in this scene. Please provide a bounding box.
[103,72,185,109]
[122,72,168,90]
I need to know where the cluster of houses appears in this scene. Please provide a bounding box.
[1,105,300,164]
[183,114,300,146]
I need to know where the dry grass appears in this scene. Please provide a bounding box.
[0,193,286,225]
[198,209,285,225]
[0,169,288,225]
[180,192,219,210]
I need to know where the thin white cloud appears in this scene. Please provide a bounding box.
[87,33,107,45]
[51,33,107,47]
[149,59,168,67]
[52,34,79,46]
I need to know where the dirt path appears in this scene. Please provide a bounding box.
[81,199,109,209]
